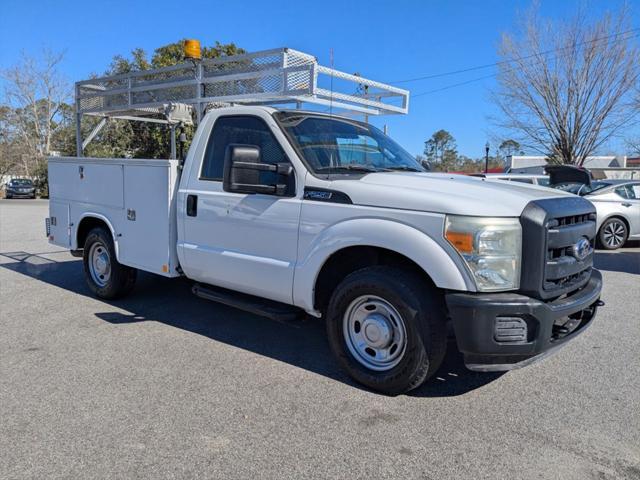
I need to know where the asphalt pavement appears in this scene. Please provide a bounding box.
[1,199,639,479]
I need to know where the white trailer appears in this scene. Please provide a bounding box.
[48,45,603,395]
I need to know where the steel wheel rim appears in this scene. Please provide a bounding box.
[88,242,111,287]
[343,295,407,371]
[603,221,625,247]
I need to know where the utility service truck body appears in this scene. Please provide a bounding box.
[47,47,603,394]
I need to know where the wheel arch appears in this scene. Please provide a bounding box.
[75,214,120,260]
[293,218,472,314]
[599,214,631,232]
[313,246,439,315]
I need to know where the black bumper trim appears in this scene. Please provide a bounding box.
[445,269,602,371]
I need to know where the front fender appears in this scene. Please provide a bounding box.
[293,217,473,312]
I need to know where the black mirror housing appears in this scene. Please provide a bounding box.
[223,144,292,196]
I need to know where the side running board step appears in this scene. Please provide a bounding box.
[192,283,303,322]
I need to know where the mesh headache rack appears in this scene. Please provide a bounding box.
[74,47,409,156]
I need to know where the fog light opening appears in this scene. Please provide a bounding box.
[494,317,528,344]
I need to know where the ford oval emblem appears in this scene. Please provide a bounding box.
[571,237,592,261]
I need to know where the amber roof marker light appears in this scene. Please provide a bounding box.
[184,39,202,61]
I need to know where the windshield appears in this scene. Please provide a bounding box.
[275,112,425,174]
[587,181,615,194]
[10,179,33,186]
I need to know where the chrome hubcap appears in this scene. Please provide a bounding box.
[603,221,625,247]
[89,242,111,287]
[343,295,407,371]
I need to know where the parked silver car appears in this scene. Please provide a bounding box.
[473,173,551,186]
[559,180,640,249]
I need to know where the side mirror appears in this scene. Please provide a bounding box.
[222,144,293,195]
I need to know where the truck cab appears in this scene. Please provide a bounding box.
[47,48,603,394]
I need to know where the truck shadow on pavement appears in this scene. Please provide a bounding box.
[593,242,640,275]
[2,251,508,397]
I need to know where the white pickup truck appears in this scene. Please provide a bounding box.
[47,105,605,394]
[47,48,603,394]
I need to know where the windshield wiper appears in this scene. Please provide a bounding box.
[385,166,423,172]
[316,165,383,173]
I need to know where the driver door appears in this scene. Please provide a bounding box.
[180,115,302,304]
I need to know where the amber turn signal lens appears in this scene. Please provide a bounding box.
[445,231,473,253]
[184,39,202,60]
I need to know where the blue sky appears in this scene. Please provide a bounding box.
[1,0,637,157]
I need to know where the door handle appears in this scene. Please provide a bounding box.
[622,202,632,207]
[187,194,198,217]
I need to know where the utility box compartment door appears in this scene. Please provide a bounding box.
[117,163,178,276]
[48,200,70,248]
[49,161,124,209]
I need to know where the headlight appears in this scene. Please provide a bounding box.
[444,215,522,292]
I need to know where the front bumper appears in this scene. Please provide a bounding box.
[446,269,603,372]
[6,190,36,198]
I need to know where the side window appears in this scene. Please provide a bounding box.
[625,184,639,200]
[614,186,629,199]
[200,116,292,186]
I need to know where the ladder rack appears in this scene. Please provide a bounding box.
[74,48,409,156]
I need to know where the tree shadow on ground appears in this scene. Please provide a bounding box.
[1,250,503,397]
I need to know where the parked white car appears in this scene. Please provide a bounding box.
[558,180,640,249]
[476,173,551,186]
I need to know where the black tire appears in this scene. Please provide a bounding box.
[5,194,11,199]
[598,217,628,250]
[83,227,137,299]
[326,266,447,395]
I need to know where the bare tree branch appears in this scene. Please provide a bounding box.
[1,49,71,175]
[491,6,639,164]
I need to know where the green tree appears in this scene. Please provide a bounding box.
[456,155,480,173]
[497,139,522,158]
[424,130,458,171]
[151,41,244,68]
[89,39,246,159]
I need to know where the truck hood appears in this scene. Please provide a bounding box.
[328,172,572,217]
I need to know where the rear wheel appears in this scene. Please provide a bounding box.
[326,266,447,395]
[83,227,136,299]
[598,218,628,250]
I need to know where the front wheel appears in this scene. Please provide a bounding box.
[326,266,447,395]
[83,227,137,299]
[598,218,628,250]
